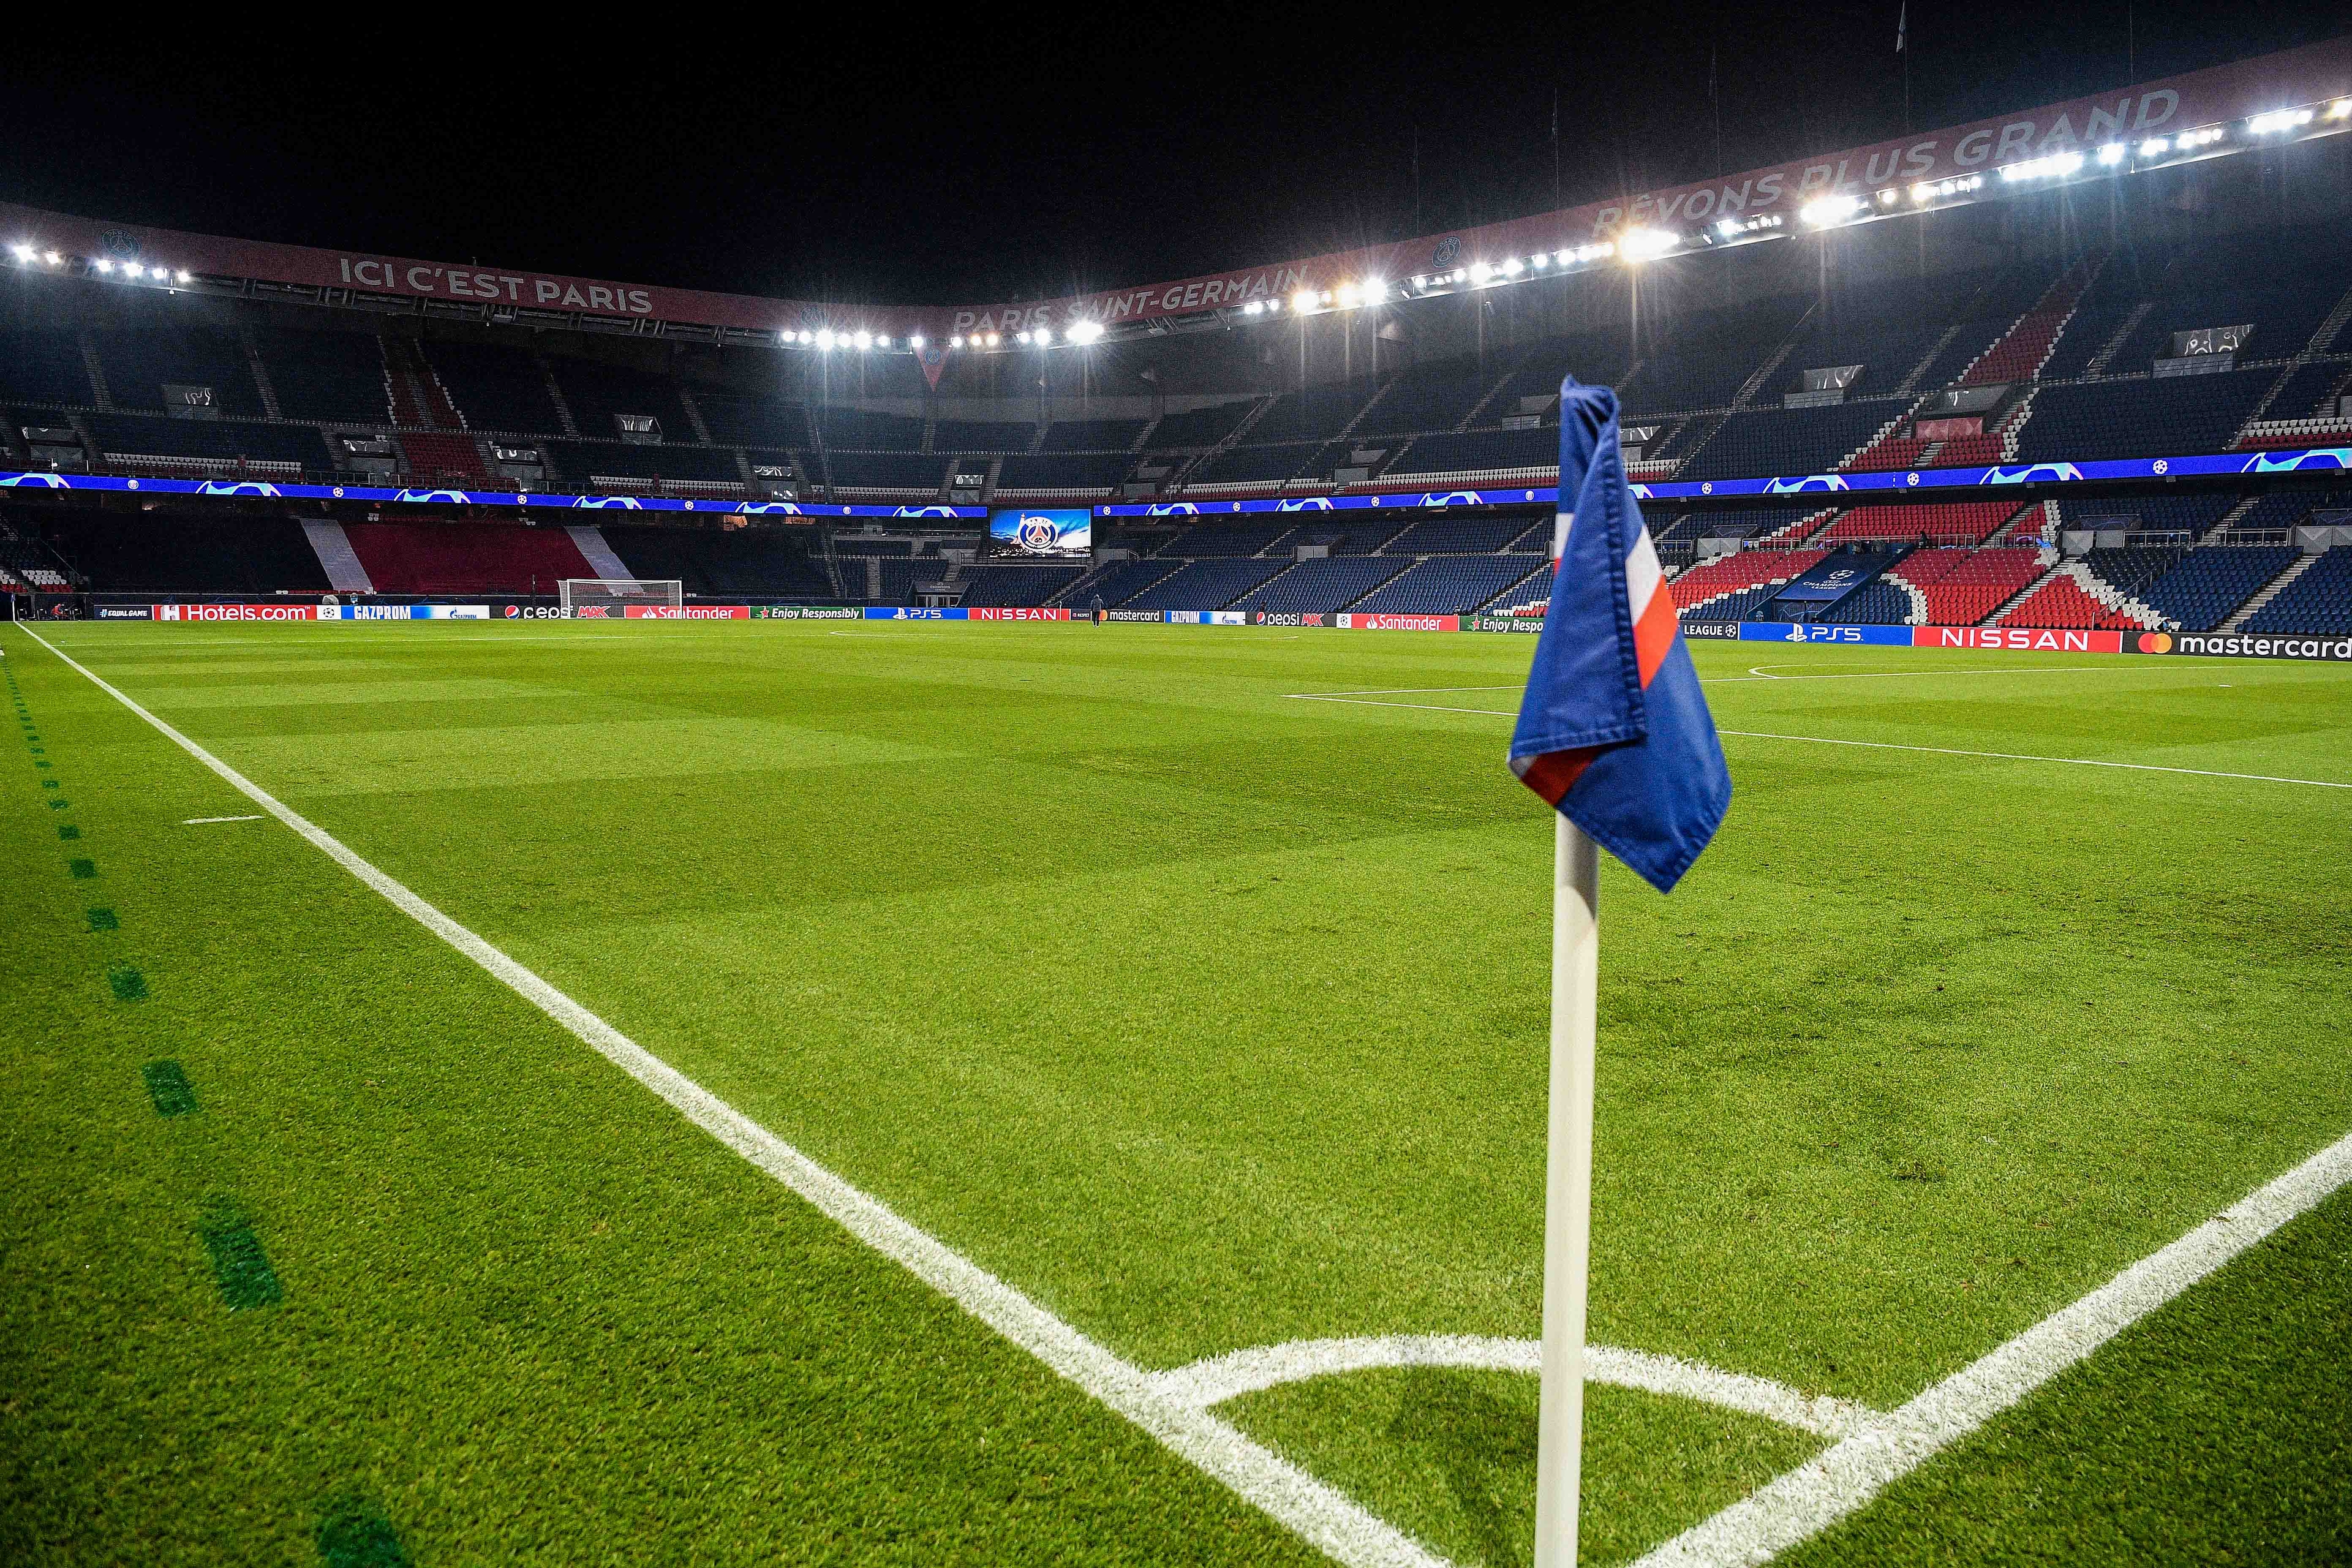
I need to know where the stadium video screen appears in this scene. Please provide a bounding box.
[987,508,1091,559]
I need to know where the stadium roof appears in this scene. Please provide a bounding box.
[5,37,2348,359]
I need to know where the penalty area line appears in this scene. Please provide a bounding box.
[12,622,1447,1568]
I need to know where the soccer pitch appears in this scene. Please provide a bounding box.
[5,617,2348,1566]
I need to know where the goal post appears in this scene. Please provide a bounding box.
[558,578,684,616]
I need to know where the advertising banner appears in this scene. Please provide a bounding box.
[1164,609,1248,625]
[752,605,861,619]
[96,605,153,619]
[865,606,971,619]
[622,605,752,619]
[1679,619,1741,639]
[2124,628,2352,660]
[1461,613,1544,633]
[1913,626,2125,653]
[318,604,491,619]
[154,603,318,620]
[1740,622,1914,644]
[1104,609,1167,622]
[987,508,1092,559]
[970,607,1070,620]
[1335,613,1461,632]
[1250,612,1330,627]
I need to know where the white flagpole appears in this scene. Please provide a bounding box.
[1533,813,1600,1568]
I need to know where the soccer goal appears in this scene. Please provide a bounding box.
[558,579,683,617]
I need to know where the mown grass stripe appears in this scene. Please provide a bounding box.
[314,1498,410,1568]
[143,1060,198,1117]
[198,1207,284,1311]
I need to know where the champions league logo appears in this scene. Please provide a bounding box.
[2240,448,2352,473]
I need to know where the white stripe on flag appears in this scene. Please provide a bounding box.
[1624,526,1662,623]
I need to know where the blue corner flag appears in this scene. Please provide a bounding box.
[1509,380,1732,892]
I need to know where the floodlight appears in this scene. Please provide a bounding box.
[2247,108,2313,135]
[1468,260,1491,281]
[93,258,113,273]
[42,251,60,266]
[1619,227,1679,257]
[1068,320,1103,343]
[815,328,837,349]
[1451,267,1466,282]
[1292,289,1317,313]
[1335,283,1359,307]
[1016,330,1031,344]
[1501,257,1523,276]
[853,330,873,349]
[2096,142,2126,165]
[1876,189,1898,203]
[950,334,964,347]
[1554,249,1572,265]
[2140,137,2170,156]
[1361,277,1384,298]
[908,334,924,349]
[985,332,1000,346]
[875,334,890,349]
[1531,253,1549,268]
[1035,327,1054,344]
[176,268,191,284]
[8,244,31,262]
[2329,99,2352,122]
[1798,194,1865,225]
[1243,300,1263,315]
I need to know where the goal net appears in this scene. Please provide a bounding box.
[559,578,684,617]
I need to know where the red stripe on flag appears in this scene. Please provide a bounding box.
[1632,582,1678,688]
[1514,746,1598,806]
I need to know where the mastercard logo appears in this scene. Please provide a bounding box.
[2141,632,2173,654]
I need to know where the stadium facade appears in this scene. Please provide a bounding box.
[2,36,2351,638]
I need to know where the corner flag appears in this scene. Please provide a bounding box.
[1512,379,1729,1568]
[1509,379,1730,891]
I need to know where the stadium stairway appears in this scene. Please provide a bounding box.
[2218,553,2321,631]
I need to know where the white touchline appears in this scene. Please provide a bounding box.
[1155,1336,1879,1441]
[1281,694,2352,790]
[11,624,1444,1568]
[1635,1122,2352,1567]
[183,815,265,824]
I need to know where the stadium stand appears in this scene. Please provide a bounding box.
[1069,558,1182,606]
[88,413,331,473]
[421,340,564,432]
[1683,403,1904,481]
[1820,582,1913,624]
[598,525,834,599]
[1668,549,1828,612]
[1382,427,1556,478]
[0,329,95,405]
[816,408,926,450]
[2240,548,2352,633]
[398,431,489,482]
[1378,514,1534,554]
[1042,418,1146,451]
[1820,502,2024,545]
[550,361,695,443]
[825,451,946,492]
[695,395,813,449]
[1160,524,1291,557]
[2012,371,2274,462]
[1348,557,1543,614]
[549,440,744,490]
[995,453,1130,493]
[36,508,330,596]
[1123,559,1288,609]
[1891,546,2046,625]
[1228,556,1409,612]
[1145,401,1261,447]
[958,562,1085,606]
[251,330,393,424]
[934,419,1038,451]
[1357,356,1498,436]
[91,326,264,416]
[2132,545,2301,630]
[337,522,596,595]
[1183,443,1319,489]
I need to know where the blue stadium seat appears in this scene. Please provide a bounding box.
[2241,548,2352,634]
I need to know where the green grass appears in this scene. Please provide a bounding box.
[3,619,2348,1564]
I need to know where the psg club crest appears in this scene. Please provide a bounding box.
[1431,236,1461,268]
[1016,514,1060,552]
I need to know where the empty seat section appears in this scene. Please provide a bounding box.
[1186,443,1318,487]
[1820,582,1913,624]
[826,451,944,491]
[1346,557,1542,614]
[1891,546,2043,624]
[1248,385,1372,443]
[2013,372,2272,462]
[1357,357,1494,435]
[1042,418,1146,451]
[1229,556,1408,612]
[251,330,393,424]
[1160,524,1289,556]
[2135,545,2299,630]
[0,329,96,404]
[423,341,563,432]
[816,408,925,450]
[91,326,263,415]
[959,563,1084,605]
[1821,502,2022,545]
[1683,402,1902,480]
[1123,559,1287,609]
[1379,515,1531,553]
[2241,548,2352,634]
[995,453,1129,492]
[550,361,693,442]
[340,522,597,595]
[933,419,1036,451]
[552,441,743,486]
[1385,427,1557,476]
[595,525,834,597]
[398,432,488,481]
[696,396,812,448]
[1080,558,1183,605]
[1146,401,1261,446]
[2002,573,2116,628]
[1670,549,1827,612]
[40,508,331,594]
[88,413,330,472]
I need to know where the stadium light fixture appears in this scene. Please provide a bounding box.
[1996,150,2084,183]
[92,258,113,273]
[1362,277,1384,300]
[2176,126,2226,148]
[908,334,924,349]
[985,331,1001,346]
[2097,141,2127,164]
[1501,257,1523,276]
[175,268,191,285]
[1450,267,1466,282]
[2139,137,2171,156]
[2329,99,2352,122]
[1619,227,1679,258]
[1015,330,1031,345]
[1068,320,1104,343]
[949,334,964,347]
[9,243,31,263]
[1335,283,1359,307]
[1531,253,1549,269]
[815,328,837,350]
[1799,194,1866,225]
[1468,260,1491,282]
[1036,326,1054,344]
[1243,299,1264,315]
[853,330,874,350]
[1292,288,1318,314]
[2247,108,2313,135]
[42,251,61,266]
[876,334,891,349]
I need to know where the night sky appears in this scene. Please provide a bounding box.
[1,4,2342,306]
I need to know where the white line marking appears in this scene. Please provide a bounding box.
[1634,1124,2352,1567]
[1156,1336,1878,1441]
[12,624,1445,1568]
[183,815,264,824]
[1280,695,2352,790]
[1717,729,2352,790]
[1727,666,2120,682]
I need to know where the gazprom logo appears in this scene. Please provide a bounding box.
[2239,447,2351,473]
[1764,474,1849,495]
[1985,462,2083,484]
